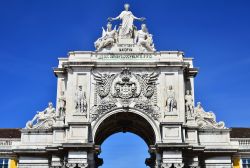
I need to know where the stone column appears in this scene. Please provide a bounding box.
[145,146,162,168]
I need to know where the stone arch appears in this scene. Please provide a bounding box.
[92,108,161,146]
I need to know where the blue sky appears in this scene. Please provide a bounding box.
[0,0,250,167]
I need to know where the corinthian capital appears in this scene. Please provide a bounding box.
[78,163,88,168]
[173,163,184,168]
[66,163,77,168]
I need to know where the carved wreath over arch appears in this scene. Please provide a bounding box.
[91,68,160,121]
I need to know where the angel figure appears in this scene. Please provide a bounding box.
[94,22,117,51]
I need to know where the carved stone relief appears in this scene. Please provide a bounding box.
[91,68,160,121]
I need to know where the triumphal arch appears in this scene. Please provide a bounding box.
[15,4,236,168]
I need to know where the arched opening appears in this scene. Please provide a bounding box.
[100,132,149,168]
[93,112,157,167]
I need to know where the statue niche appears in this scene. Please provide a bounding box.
[185,90,194,119]
[75,86,87,116]
[58,91,66,120]
[165,85,177,115]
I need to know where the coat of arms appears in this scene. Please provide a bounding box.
[91,68,160,121]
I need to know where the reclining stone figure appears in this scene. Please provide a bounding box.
[94,22,117,51]
[194,102,225,129]
[25,102,56,129]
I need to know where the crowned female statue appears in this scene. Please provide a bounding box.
[108,3,145,38]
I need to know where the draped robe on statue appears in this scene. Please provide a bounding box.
[118,11,135,38]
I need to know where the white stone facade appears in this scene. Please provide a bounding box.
[0,4,249,168]
[11,50,235,168]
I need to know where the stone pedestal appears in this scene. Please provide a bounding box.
[186,117,197,127]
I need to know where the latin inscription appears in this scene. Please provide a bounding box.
[97,54,153,60]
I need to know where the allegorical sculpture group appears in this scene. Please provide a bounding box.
[25,3,225,130]
[25,102,56,129]
[184,90,225,129]
[26,86,88,129]
[25,73,225,129]
[94,3,155,52]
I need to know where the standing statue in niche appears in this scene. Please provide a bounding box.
[94,22,117,51]
[75,86,87,114]
[185,90,194,118]
[58,91,66,120]
[135,24,155,52]
[25,102,56,129]
[165,85,177,112]
[108,3,145,38]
